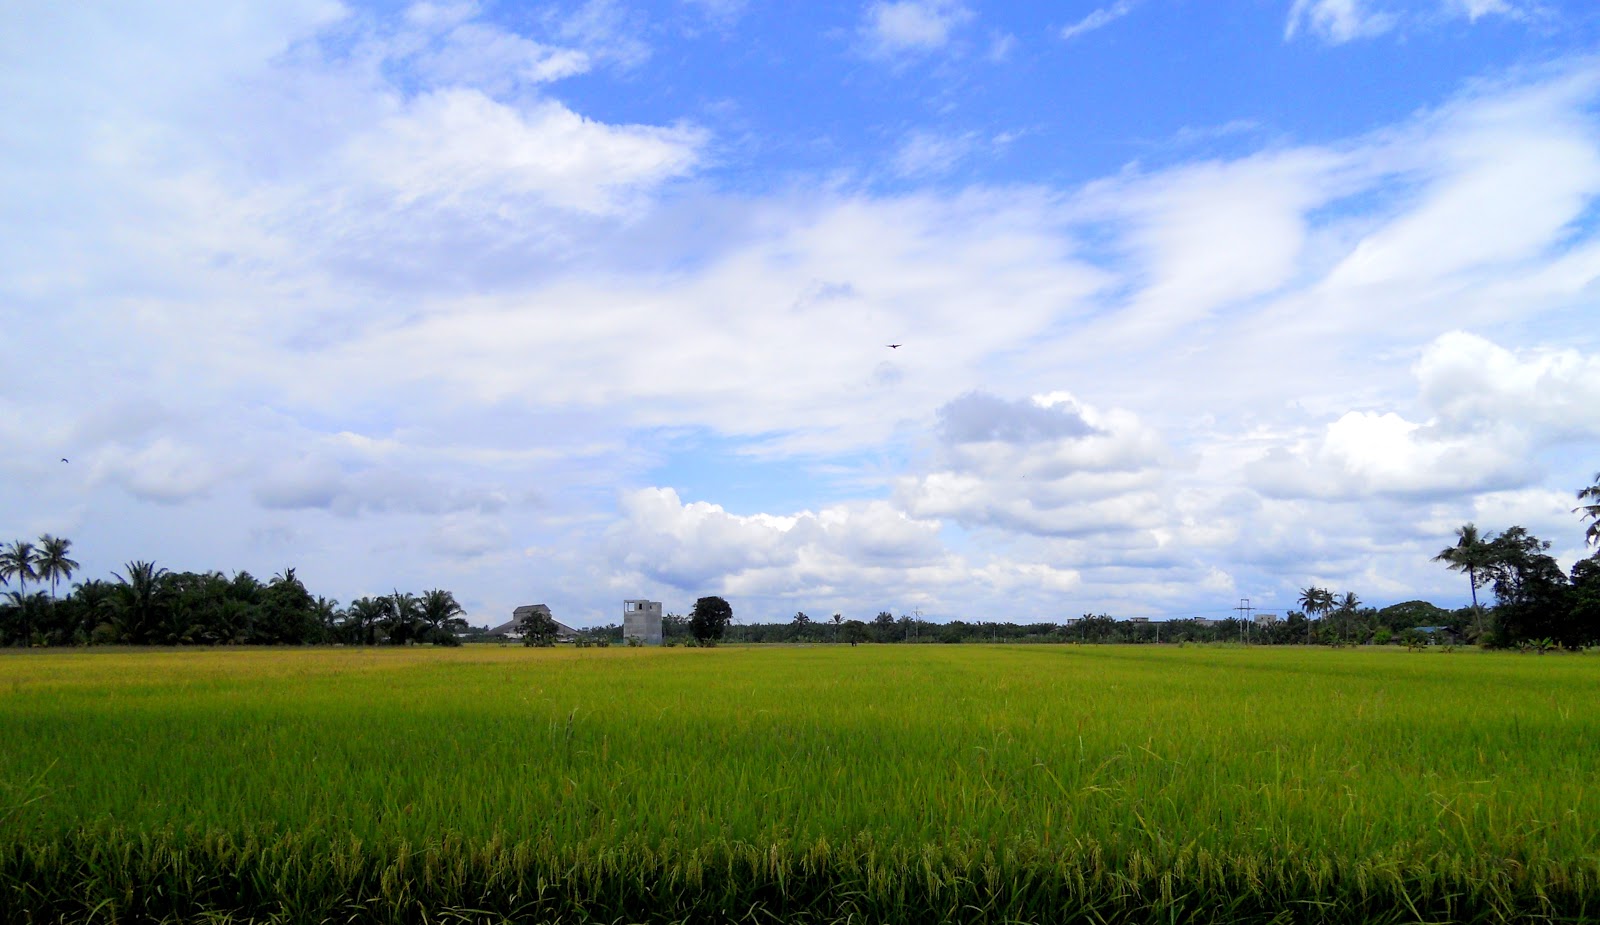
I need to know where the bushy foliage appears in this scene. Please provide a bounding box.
[0,536,468,648]
[688,595,732,644]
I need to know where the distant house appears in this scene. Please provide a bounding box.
[486,604,579,643]
[1254,613,1280,625]
[1412,625,1459,645]
[623,600,663,645]
[1193,618,1218,628]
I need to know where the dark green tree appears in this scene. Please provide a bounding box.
[1483,526,1571,647]
[112,560,170,645]
[345,596,388,645]
[518,606,558,647]
[383,590,423,644]
[254,568,317,644]
[1568,551,1600,646]
[872,610,896,642]
[690,595,733,644]
[1296,586,1332,643]
[1433,522,1494,638]
[1576,472,1600,547]
[419,588,466,644]
[68,579,116,644]
[0,540,39,645]
[34,535,78,611]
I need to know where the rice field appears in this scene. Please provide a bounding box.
[1,644,1597,923]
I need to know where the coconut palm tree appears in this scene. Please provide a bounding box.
[1576,473,1600,546]
[34,535,78,603]
[70,579,116,643]
[1296,586,1333,644]
[1333,591,1362,644]
[0,540,38,599]
[0,540,40,645]
[1432,523,1493,611]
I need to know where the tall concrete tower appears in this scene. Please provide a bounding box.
[623,600,663,645]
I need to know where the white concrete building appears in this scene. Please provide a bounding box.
[623,600,663,645]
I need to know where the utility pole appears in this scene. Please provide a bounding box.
[1235,598,1254,643]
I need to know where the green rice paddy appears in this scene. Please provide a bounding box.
[1,644,1597,923]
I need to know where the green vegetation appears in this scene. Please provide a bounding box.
[0,538,465,648]
[2,645,1598,923]
[688,594,732,644]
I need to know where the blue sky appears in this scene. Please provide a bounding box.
[4,0,1600,627]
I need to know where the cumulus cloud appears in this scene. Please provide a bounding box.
[859,0,974,58]
[897,391,1169,537]
[5,2,1600,622]
[1418,331,1600,440]
[610,487,946,590]
[937,391,1099,444]
[1246,332,1600,500]
[1285,0,1394,43]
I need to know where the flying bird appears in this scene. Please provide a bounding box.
[886,344,901,349]
[60,458,68,463]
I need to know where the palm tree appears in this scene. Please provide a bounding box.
[0,540,40,645]
[384,590,422,644]
[71,579,116,643]
[1576,473,1600,546]
[34,536,78,639]
[0,540,39,600]
[419,588,465,642]
[1334,591,1362,644]
[112,560,170,645]
[1296,586,1333,644]
[345,596,388,645]
[34,535,78,603]
[1432,523,1493,611]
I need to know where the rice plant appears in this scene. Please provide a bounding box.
[1,645,1596,922]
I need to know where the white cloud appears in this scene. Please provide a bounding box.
[859,0,974,58]
[1445,0,1519,21]
[96,438,222,506]
[896,391,1171,538]
[1285,0,1394,43]
[342,89,705,215]
[892,130,981,178]
[1060,1,1137,41]
[1286,0,1535,43]
[1245,332,1600,500]
[1418,331,1600,441]
[1325,73,1600,290]
[3,2,1599,623]
[610,487,947,591]
[409,22,593,88]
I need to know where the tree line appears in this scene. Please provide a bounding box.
[0,537,466,647]
[7,473,1596,649]
[601,602,1476,647]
